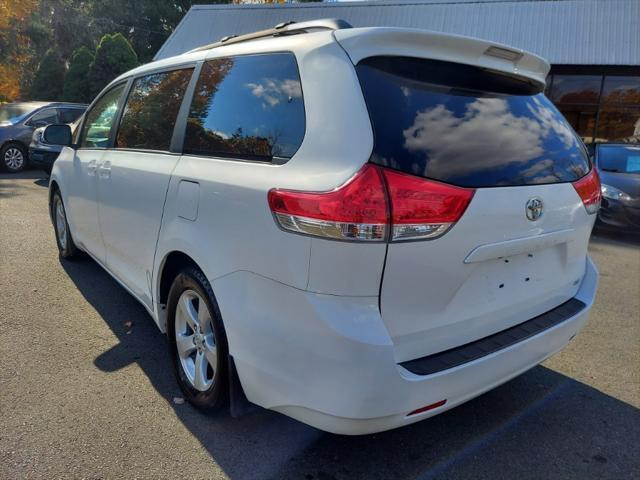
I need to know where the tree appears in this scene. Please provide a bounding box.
[62,46,95,102]
[89,1,232,63]
[29,50,66,100]
[90,1,321,62]
[0,0,38,101]
[88,32,138,98]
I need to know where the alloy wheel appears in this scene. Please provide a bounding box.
[54,197,67,250]
[174,289,217,391]
[4,147,24,171]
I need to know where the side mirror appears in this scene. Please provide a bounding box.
[43,124,72,147]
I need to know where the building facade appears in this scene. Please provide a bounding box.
[156,0,640,144]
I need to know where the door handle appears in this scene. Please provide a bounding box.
[98,160,111,178]
[87,159,98,176]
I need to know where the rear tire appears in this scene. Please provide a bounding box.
[1,142,27,173]
[51,190,78,259]
[167,266,229,411]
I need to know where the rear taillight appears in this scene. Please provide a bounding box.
[573,168,601,215]
[384,168,475,241]
[268,164,388,241]
[268,164,474,242]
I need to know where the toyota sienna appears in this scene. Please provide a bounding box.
[43,20,600,434]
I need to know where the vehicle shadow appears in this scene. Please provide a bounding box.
[591,226,640,248]
[0,170,47,181]
[0,181,24,199]
[33,177,49,188]
[0,171,48,198]
[61,257,640,480]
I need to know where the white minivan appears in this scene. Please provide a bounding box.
[45,20,600,435]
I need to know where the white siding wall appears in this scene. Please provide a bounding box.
[155,0,640,65]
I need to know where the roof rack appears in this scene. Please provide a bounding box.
[188,18,352,54]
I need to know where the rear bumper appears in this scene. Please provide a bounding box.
[217,257,598,435]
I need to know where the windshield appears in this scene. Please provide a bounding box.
[0,104,34,124]
[598,145,640,174]
[356,56,590,188]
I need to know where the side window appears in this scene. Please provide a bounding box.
[58,108,84,124]
[80,84,126,149]
[184,53,305,161]
[116,68,193,151]
[27,108,58,127]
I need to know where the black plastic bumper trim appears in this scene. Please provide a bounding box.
[400,297,586,376]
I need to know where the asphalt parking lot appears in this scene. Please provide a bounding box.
[1,171,639,480]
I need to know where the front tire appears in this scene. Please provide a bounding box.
[1,142,27,173]
[51,190,78,259]
[167,266,229,411]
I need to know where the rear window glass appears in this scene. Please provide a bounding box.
[356,56,590,187]
[598,145,640,174]
[184,53,305,161]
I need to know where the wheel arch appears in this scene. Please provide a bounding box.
[156,248,255,417]
[1,138,27,149]
[157,250,203,310]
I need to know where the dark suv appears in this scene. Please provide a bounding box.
[0,102,86,173]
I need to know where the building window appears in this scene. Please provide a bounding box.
[548,70,640,144]
[597,107,640,143]
[549,75,602,104]
[602,76,640,104]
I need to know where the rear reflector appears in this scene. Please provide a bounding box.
[407,399,447,417]
[268,164,475,242]
[572,168,601,215]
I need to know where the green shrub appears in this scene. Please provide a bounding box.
[62,46,95,103]
[88,33,138,98]
[29,50,66,101]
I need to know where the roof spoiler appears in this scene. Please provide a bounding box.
[188,18,352,54]
[334,27,550,89]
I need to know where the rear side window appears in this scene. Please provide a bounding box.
[58,108,84,124]
[184,53,305,161]
[28,108,58,127]
[356,56,590,187]
[116,68,193,151]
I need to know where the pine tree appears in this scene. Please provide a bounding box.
[88,33,138,98]
[62,46,95,102]
[29,50,66,100]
